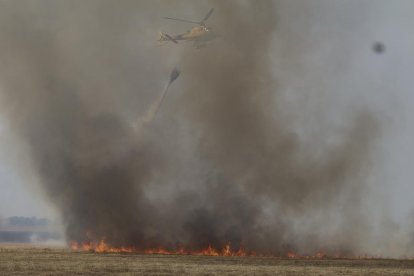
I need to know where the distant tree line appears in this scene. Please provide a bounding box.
[7,216,49,226]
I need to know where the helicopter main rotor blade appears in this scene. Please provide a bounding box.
[201,8,214,23]
[164,17,200,25]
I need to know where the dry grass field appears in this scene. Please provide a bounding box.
[1,245,414,275]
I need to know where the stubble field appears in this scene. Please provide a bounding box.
[1,245,414,275]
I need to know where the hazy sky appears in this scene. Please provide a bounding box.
[0,0,413,225]
[0,118,57,218]
[272,0,414,223]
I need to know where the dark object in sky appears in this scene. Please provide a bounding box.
[153,67,181,117]
[169,67,181,85]
[373,42,385,54]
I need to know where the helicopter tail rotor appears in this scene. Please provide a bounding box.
[158,32,166,45]
[159,32,178,44]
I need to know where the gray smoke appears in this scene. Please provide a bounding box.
[138,67,180,129]
[0,0,407,256]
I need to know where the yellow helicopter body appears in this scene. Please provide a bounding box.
[159,8,216,49]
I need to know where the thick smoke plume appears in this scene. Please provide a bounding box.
[0,0,401,256]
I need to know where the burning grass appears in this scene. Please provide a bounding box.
[69,240,414,261]
[1,245,414,275]
[70,240,248,256]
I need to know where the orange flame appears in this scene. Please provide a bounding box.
[70,240,133,253]
[70,240,250,256]
[70,240,408,259]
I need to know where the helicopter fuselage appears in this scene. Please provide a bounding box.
[159,8,216,48]
[159,26,216,48]
[178,26,215,41]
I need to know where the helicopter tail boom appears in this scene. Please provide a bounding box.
[159,32,178,44]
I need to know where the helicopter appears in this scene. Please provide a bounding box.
[159,8,217,49]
